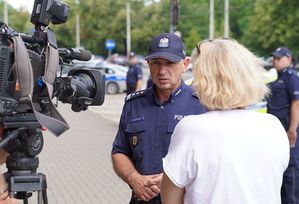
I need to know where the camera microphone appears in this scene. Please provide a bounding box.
[58,48,92,61]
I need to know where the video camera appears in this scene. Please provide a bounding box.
[0,0,105,203]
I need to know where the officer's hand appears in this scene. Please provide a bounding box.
[129,172,161,201]
[0,192,18,204]
[287,130,297,148]
[146,173,163,190]
[145,173,163,201]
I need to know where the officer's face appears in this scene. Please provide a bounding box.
[129,56,137,64]
[148,58,188,92]
[273,56,292,71]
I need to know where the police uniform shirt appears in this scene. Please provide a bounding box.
[112,81,207,175]
[126,64,143,85]
[267,67,299,118]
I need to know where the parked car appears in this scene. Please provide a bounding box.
[263,56,273,70]
[97,63,128,94]
[71,62,128,94]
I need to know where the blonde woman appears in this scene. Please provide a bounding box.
[161,39,290,204]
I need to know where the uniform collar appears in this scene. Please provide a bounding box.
[278,66,292,77]
[151,80,186,105]
[170,80,186,99]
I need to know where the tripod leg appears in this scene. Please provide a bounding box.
[37,189,48,204]
[42,189,48,204]
[38,190,43,204]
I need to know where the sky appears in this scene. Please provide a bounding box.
[7,0,34,12]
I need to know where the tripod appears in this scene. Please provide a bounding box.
[0,125,48,204]
[5,154,48,204]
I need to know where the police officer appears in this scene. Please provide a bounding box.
[267,47,299,204]
[111,33,207,204]
[126,52,143,95]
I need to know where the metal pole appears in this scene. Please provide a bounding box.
[126,3,131,57]
[4,0,8,25]
[169,0,174,33]
[224,0,229,38]
[209,0,214,40]
[75,0,80,48]
[76,14,80,48]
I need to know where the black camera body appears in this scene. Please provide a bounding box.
[0,0,105,125]
[31,0,69,26]
[0,0,105,202]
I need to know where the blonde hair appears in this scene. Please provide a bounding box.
[191,38,269,110]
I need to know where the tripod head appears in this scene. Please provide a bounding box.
[0,115,46,201]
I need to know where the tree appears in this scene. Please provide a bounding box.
[53,0,170,56]
[130,0,170,55]
[172,0,207,55]
[0,3,31,34]
[9,0,299,59]
[247,0,299,56]
[177,0,256,54]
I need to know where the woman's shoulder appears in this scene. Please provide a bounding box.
[177,113,213,130]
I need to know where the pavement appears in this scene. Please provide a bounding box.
[1,95,130,204]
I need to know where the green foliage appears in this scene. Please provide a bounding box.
[184,27,202,56]
[131,0,169,55]
[4,0,299,59]
[178,0,256,54]
[178,0,209,48]
[0,4,31,35]
[229,0,255,40]
[248,0,299,56]
[9,10,32,34]
[54,0,170,56]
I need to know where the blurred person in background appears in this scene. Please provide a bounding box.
[267,47,299,204]
[295,53,299,70]
[126,52,143,95]
[161,39,289,204]
[111,33,207,204]
[146,76,153,89]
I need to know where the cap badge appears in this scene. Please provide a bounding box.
[158,37,169,48]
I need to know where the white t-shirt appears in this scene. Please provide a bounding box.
[163,110,289,204]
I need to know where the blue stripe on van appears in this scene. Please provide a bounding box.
[106,76,126,81]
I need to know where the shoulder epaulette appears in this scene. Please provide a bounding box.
[287,69,293,75]
[285,67,298,76]
[125,88,151,102]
